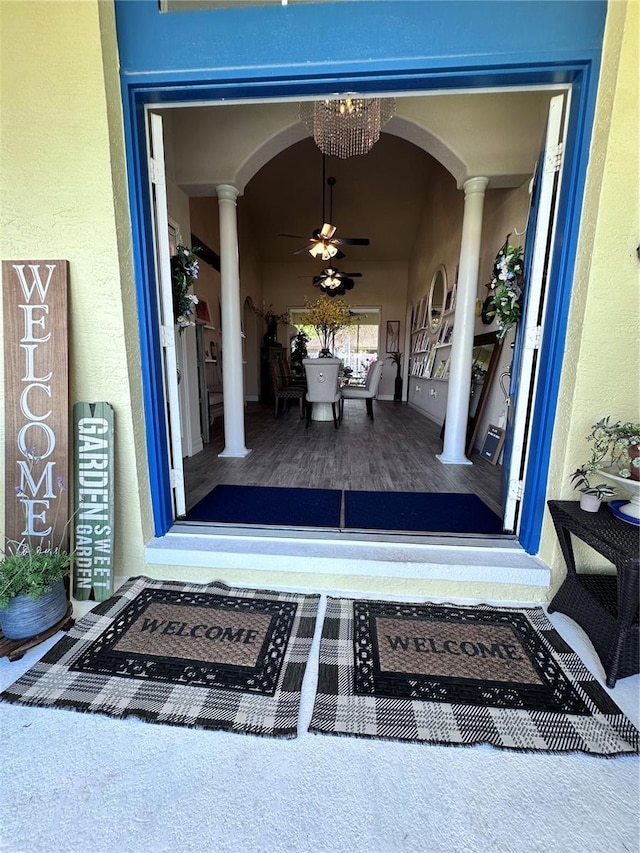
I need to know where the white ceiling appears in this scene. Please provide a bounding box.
[162,90,555,266]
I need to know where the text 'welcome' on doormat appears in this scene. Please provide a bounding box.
[1,576,319,738]
[185,484,342,529]
[309,597,639,756]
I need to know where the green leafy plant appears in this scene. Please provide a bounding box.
[1,451,74,609]
[0,547,72,609]
[252,303,290,326]
[570,417,640,496]
[171,244,200,332]
[290,328,310,375]
[569,469,616,499]
[487,243,524,341]
[300,295,358,354]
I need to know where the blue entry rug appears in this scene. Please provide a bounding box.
[344,490,503,534]
[309,597,639,755]
[185,484,342,528]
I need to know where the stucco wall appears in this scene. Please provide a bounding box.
[539,0,639,583]
[0,1,149,570]
[2,0,635,602]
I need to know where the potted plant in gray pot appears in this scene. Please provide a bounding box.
[0,476,73,641]
[0,542,71,640]
[570,467,616,513]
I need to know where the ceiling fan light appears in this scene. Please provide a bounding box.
[319,223,337,240]
[309,241,326,258]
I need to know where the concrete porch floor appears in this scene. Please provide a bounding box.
[1,589,637,853]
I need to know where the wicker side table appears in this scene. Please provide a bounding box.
[547,500,639,687]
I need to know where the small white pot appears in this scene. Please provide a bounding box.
[579,493,601,513]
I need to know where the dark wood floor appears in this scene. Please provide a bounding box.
[183,400,503,517]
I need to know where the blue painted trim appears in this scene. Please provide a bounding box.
[115,1,606,76]
[518,64,600,554]
[122,92,174,534]
[115,0,606,545]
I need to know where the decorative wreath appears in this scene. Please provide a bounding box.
[485,239,525,340]
[171,244,200,332]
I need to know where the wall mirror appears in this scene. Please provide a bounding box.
[466,331,504,456]
[428,266,447,333]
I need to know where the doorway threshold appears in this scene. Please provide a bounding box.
[144,522,551,591]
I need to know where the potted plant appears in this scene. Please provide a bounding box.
[0,471,73,641]
[300,295,357,357]
[252,303,291,346]
[570,468,616,512]
[583,417,640,481]
[570,417,640,512]
[290,328,310,377]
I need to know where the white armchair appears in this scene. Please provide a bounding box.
[341,359,384,420]
[303,358,342,429]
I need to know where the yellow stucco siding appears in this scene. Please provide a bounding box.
[1,1,637,599]
[0,0,149,568]
[539,0,639,584]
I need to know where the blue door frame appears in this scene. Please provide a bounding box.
[114,0,606,553]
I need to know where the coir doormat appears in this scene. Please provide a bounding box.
[309,597,639,755]
[185,484,342,529]
[1,576,319,738]
[343,491,503,534]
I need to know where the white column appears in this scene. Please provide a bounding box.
[216,184,251,458]
[438,176,489,465]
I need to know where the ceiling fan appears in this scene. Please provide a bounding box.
[310,266,362,297]
[280,160,370,261]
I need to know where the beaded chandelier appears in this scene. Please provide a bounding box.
[300,96,395,159]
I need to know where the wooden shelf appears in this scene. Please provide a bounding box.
[197,324,223,442]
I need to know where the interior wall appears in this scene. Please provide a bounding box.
[473,182,532,448]
[406,164,463,424]
[406,171,530,450]
[237,202,264,400]
[261,260,409,399]
[189,196,264,401]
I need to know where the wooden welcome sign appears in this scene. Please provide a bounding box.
[3,261,69,549]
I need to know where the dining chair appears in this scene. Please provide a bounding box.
[303,358,342,429]
[340,359,384,420]
[269,351,305,418]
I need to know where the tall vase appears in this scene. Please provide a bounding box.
[264,318,278,346]
[394,362,402,401]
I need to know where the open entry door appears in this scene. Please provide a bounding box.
[146,111,186,518]
[502,93,568,533]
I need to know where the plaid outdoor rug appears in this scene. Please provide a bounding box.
[309,597,639,755]
[1,576,319,738]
